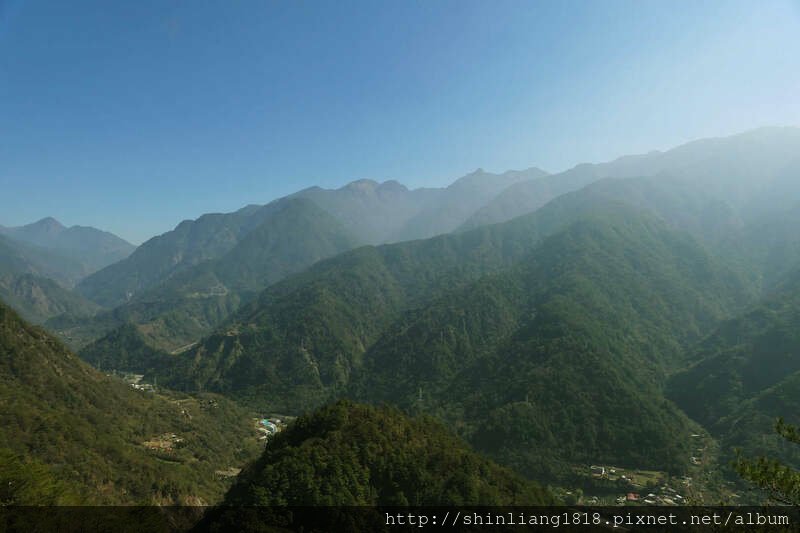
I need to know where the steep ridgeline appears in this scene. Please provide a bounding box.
[351,209,752,480]
[36,170,748,335]
[470,170,800,292]
[460,126,800,232]
[215,400,553,506]
[293,167,547,245]
[0,233,88,288]
[159,201,753,480]
[68,198,360,351]
[667,270,800,470]
[0,300,261,505]
[0,273,99,325]
[61,170,545,352]
[78,322,172,373]
[158,189,636,408]
[0,217,135,279]
[65,129,800,354]
[493,175,744,247]
[0,234,101,324]
[75,203,279,308]
[389,167,548,242]
[77,166,544,310]
[292,179,439,245]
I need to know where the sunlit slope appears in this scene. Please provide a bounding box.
[67,198,360,351]
[354,210,751,478]
[218,400,554,506]
[0,300,260,504]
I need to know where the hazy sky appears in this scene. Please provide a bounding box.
[1,0,799,244]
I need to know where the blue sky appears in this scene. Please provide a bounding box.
[1,0,799,244]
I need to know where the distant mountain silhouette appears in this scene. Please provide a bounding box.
[0,217,135,283]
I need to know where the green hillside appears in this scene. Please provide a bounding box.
[219,400,553,506]
[200,401,552,531]
[292,179,438,245]
[0,300,261,505]
[0,234,104,324]
[153,202,754,482]
[0,273,100,324]
[354,210,751,479]
[10,127,798,506]
[668,271,800,468]
[75,203,274,308]
[65,198,360,352]
[157,189,607,406]
[78,322,173,373]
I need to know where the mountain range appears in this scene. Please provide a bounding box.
[1,298,556,512]
[62,167,551,351]
[460,127,800,232]
[130,127,800,484]
[76,167,547,309]
[3,126,800,508]
[65,128,800,358]
[0,217,135,283]
[0,217,134,325]
[149,200,754,480]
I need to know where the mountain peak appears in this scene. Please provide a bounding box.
[341,179,380,193]
[30,217,65,233]
[376,180,408,194]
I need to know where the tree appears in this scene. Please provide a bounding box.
[734,418,800,504]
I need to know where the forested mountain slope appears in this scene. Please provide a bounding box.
[0,273,99,324]
[75,202,281,308]
[154,200,754,481]
[218,400,553,506]
[200,401,553,531]
[157,191,636,404]
[668,270,800,468]
[65,198,359,351]
[352,210,752,479]
[77,166,545,310]
[389,167,548,242]
[0,217,135,277]
[0,300,261,505]
[0,233,88,288]
[0,234,102,324]
[461,127,800,232]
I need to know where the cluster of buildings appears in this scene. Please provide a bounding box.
[130,382,155,392]
[116,372,156,392]
[588,464,690,506]
[618,485,686,505]
[257,418,283,440]
[143,433,184,452]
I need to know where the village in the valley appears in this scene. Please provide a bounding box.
[560,432,746,505]
[109,370,749,505]
[105,370,292,479]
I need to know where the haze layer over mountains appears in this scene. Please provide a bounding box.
[3,126,800,509]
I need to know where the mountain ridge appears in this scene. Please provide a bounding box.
[0,217,136,280]
[460,126,800,231]
[0,298,261,504]
[150,201,755,482]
